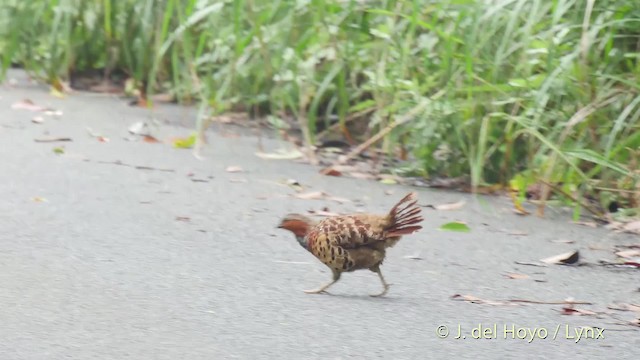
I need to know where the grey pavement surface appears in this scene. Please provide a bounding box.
[1,70,638,359]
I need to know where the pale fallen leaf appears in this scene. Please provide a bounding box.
[11,99,48,112]
[128,121,148,135]
[31,197,48,202]
[255,149,303,160]
[615,249,640,259]
[504,273,530,280]
[403,253,423,260]
[31,116,44,124]
[225,165,244,173]
[623,221,640,234]
[434,200,466,211]
[540,250,580,265]
[607,303,640,313]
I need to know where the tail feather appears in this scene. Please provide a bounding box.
[385,192,423,236]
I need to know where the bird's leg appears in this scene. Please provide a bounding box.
[370,266,391,297]
[304,270,341,294]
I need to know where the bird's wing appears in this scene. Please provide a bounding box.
[310,214,387,249]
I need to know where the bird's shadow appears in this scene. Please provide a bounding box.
[307,291,402,302]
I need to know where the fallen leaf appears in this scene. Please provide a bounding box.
[142,135,160,143]
[514,261,547,267]
[607,303,640,313]
[403,253,423,260]
[551,239,576,244]
[31,197,48,202]
[349,172,376,180]
[52,147,65,154]
[31,116,44,124]
[561,306,598,316]
[623,221,640,234]
[44,109,63,117]
[438,221,471,232]
[574,220,598,228]
[285,179,304,192]
[434,200,466,211]
[379,178,397,185]
[173,133,196,149]
[450,294,512,306]
[323,168,342,177]
[255,149,303,160]
[540,250,580,265]
[175,216,191,222]
[615,249,640,259]
[504,273,530,280]
[225,165,244,173]
[97,136,109,143]
[128,121,149,135]
[34,137,72,143]
[11,99,48,112]
[453,294,592,306]
[508,230,528,236]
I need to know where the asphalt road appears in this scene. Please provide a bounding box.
[1,70,638,359]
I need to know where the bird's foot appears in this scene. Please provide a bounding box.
[370,283,392,297]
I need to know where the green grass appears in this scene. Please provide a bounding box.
[1,0,639,217]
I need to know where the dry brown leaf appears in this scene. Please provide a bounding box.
[434,200,466,211]
[142,135,160,143]
[225,165,244,173]
[322,168,342,177]
[561,306,598,316]
[175,216,191,222]
[504,273,530,280]
[615,249,640,259]
[540,250,580,265]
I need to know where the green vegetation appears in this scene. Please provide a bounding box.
[1,0,638,217]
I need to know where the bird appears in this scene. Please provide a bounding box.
[277,192,423,297]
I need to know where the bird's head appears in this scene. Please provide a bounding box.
[277,213,314,238]
[277,213,317,249]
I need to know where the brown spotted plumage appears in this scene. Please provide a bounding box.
[277,192,423,297]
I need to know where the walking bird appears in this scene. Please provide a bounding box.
[277,192,423,297]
